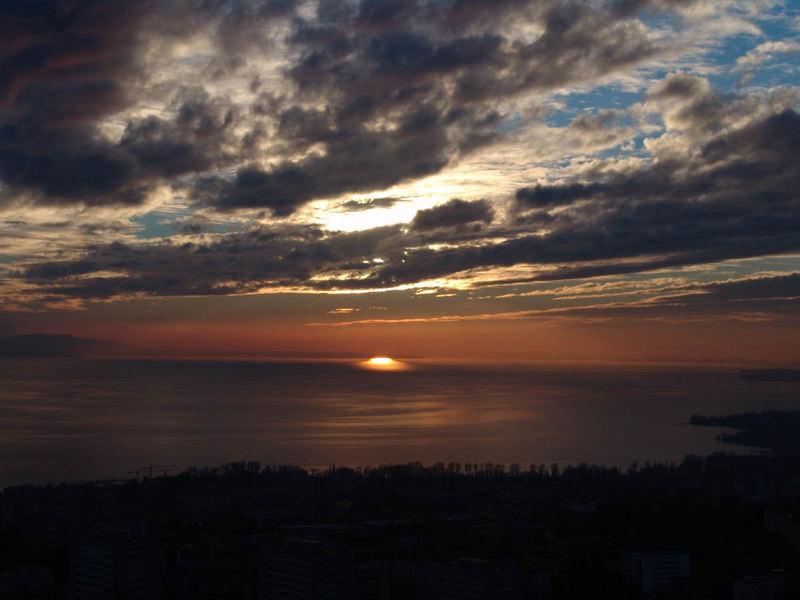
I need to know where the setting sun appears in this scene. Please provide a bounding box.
[359,356,409,371]
[368,357,394,365]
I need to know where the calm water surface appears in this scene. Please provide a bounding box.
[1,358,799,488]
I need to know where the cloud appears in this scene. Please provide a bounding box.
[0,0,151,206]
[0,0,293,209]
[667,273,800,305]
[566,109,634,151]
[362,81,800,288]
[161,214,216,235]
[10,74,800,303]
[611,0,700,18]
[734,39,800,73]
[306,273,800,327]
[0,0,694,214]
[3,1,800,317]
[515,183,600,208]
[410,198,493,231]
[339,197,401,211]
[17,223,406,299]
[119,92,238,179]
[198,0,664,214]
[191,113,457,214]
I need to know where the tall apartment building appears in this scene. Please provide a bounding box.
[432,558,517,600]
[623,552,690,596]
[70,524,162,600]
[259,538,353,599]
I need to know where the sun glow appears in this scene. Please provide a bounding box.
[369,357,394,365]
[358,356,410,371]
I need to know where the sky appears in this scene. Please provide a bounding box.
[1,0,799,364]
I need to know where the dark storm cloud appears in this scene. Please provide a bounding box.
[515,183,600,208]
[0,0,150,205]
[202,96,501,213]
[213,1,665,209]
[0,0,294,208]
[9,1,796,307]
[411,198,492,231]
[191,0,674,213]
[453,5,657,102]
[517,105,800,221]
[326,83,800,290]
[119,92,238,178]
[193,109,455,213]
[610,0,699,18]
[16,80,800,300]
[0,90,241,207]
[19,223,408,298]
[0,1,146,120]
[19,204,504,299]
[0,0,692,212]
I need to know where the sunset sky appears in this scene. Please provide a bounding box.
[1,0,799,363]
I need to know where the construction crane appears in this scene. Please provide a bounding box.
[127,463,176,479]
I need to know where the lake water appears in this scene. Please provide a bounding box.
[2,358,799,488]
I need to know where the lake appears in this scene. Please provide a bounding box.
[2,358,799,488]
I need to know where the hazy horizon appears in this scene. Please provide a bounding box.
[5,335,800,369]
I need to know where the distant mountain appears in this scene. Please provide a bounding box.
[0,334,122,357]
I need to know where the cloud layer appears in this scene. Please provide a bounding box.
[0,0,694,211]
[1,0,799,326]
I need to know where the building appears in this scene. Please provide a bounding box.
[259,538,353,599]
[733,572,784,600]
[623,553,690,596]
[431,558,517,600]
[70,523,162,600]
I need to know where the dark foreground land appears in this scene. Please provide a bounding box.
[4,407,800,599]
[3,452,800,599]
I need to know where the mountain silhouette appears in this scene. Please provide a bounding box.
[0,334,122,357]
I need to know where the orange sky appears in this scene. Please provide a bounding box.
[11,300,799,366]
